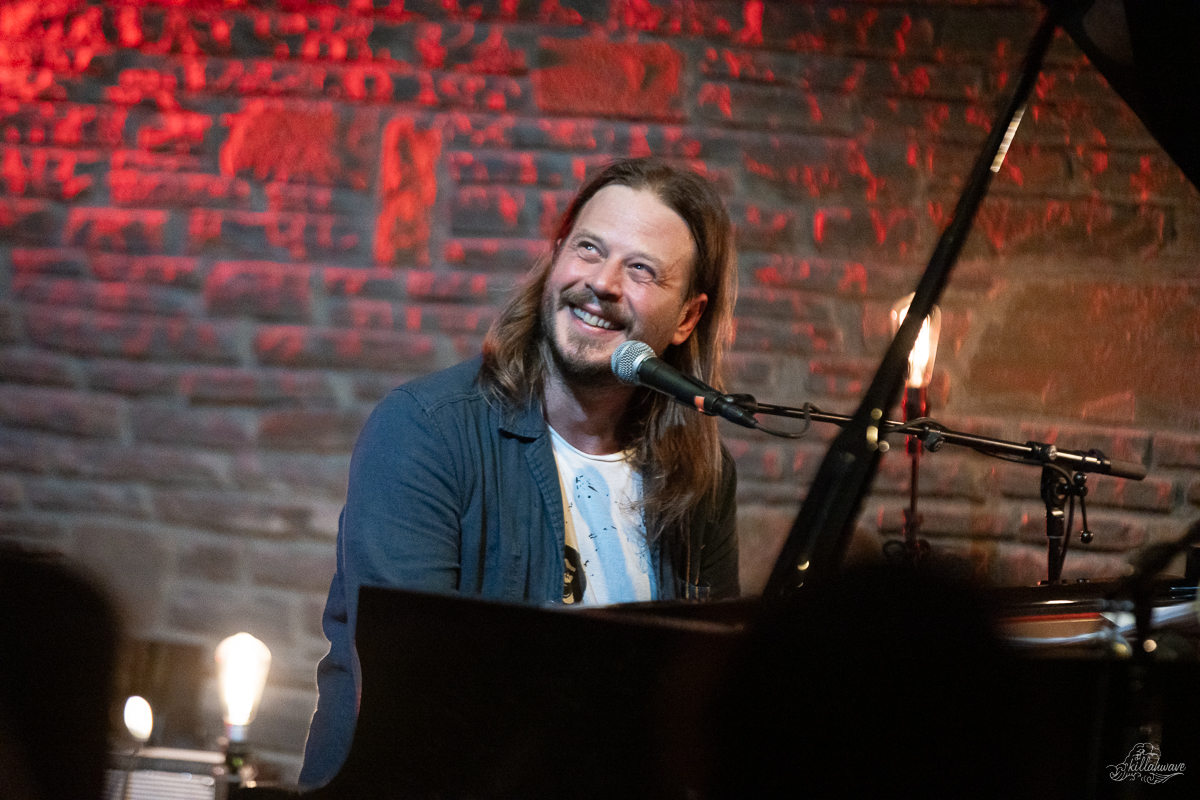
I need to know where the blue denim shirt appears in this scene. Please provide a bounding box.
[299,358,738,788]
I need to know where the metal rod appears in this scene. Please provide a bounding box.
[750,401,1146,480]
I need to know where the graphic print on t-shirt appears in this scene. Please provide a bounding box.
[572,468,646,602]
[549,426,654,605]
[563,541,585,603]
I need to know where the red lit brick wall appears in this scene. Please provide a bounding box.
[2,0,1198,777]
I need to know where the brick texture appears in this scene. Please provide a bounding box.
[3,0,1199,781]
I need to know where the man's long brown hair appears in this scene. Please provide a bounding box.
[478,157,737,544]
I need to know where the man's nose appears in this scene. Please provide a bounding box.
[586,257,623,299]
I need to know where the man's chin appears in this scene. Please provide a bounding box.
[558,357,620,388]
[548,340,622,389]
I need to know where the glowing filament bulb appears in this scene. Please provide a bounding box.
[890,294,942,389]
[124,695,153,744]
[215,633,272,742]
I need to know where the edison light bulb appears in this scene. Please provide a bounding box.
[123,695,153,744]
[215,633,272,742]
[890,294,942,389]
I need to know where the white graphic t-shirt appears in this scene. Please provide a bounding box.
[548,426,657,606]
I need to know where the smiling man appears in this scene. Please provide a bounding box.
[299,158,740,788]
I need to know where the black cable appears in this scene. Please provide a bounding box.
[887,416,947,437]
[752,403,813,439]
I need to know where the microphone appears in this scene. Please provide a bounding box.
[611,341,758,429]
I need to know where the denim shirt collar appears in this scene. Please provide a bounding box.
[498,394,546,440]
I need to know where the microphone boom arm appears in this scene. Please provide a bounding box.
[744,400,1146,481]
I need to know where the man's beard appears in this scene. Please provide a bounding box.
[540,287,627,389]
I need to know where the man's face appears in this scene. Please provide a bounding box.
[540,185,708,386]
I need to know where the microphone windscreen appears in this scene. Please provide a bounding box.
[611,341,654,385]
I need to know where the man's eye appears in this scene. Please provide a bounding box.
[629,263,656,280]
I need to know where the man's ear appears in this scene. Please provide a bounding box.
[671,293,708,346]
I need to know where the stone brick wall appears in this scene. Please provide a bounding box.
[2,0,1198,779]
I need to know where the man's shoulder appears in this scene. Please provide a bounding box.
[369,357,501,424]
[363,357,493,440]
[362,356,546,451]
[393,356,487,411]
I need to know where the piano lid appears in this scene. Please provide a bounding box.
[1046,0,1200,189]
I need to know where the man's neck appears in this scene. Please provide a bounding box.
[542,372,634,456]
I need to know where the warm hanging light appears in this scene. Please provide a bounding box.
[890,293,942,389]
[888,293,942,566]
[123,695,153,744]
[215,633,272,743]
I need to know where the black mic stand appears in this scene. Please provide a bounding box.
[1038,459,1095,585]
[722,395,1144,584]
[895,385,931,566]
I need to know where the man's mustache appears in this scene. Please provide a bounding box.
[557,288,631,330]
